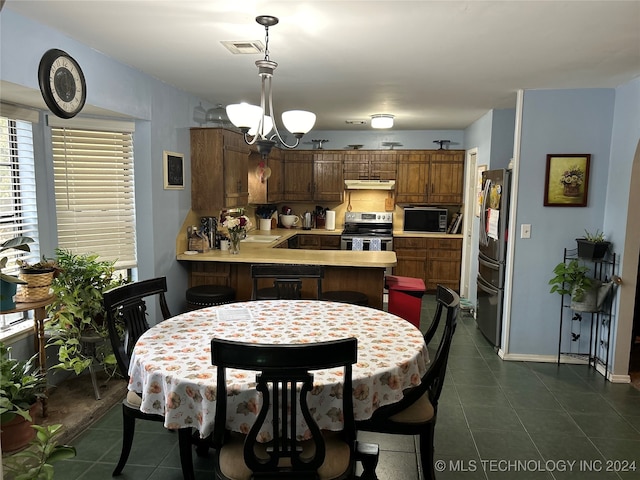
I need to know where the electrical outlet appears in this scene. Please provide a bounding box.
[521,224,531,239]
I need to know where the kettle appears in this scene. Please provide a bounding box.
[302,211,313,230]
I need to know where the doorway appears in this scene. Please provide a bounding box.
[460,148,478,302]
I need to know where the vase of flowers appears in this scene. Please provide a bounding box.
[560,165,585,197]
[222,215,252,254]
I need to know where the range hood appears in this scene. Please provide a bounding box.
[344,179,396,190]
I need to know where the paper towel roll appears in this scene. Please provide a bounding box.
[325,210,336,231]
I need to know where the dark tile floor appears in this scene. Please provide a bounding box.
[53,297,640,480]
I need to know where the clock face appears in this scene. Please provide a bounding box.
[38,49,86,119]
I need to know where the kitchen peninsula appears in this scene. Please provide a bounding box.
[177,228,396,309]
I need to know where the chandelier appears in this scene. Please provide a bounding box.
[226,15,316,159]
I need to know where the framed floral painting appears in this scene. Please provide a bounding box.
[544,154,591,207]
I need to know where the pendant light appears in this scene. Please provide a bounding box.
[226,15,316,159]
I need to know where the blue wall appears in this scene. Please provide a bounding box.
[509,89,615,356]
[1,10,205,314]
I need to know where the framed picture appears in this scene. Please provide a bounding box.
[544,154,591,207]
[163,151,184,190]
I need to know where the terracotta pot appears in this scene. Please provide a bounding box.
[0,403,39,452]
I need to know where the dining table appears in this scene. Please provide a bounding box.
[127,300,429,439]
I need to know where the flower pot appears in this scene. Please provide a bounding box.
[0,403,39,452]
[0,278,18,311]
[17,268,55,302]
[563,184,581,197]
[576,239,611,261]
[570,279,614,313]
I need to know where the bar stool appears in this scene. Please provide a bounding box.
[321,290,369,306]
[186,285,236,310]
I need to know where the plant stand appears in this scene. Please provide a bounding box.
[80,334,106,400]
[556,247,618,378]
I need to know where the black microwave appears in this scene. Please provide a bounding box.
[403,207,448,233]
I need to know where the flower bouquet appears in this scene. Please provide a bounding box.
[559,165,584,197]
[222,215,252,254]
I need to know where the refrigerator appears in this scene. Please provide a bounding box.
[477,168,511,347]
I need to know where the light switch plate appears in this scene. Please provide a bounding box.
[521,224,531,238]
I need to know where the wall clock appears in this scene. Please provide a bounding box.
[38,49,86,119]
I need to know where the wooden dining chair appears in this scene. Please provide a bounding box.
[103,277,196,480]
[210,337,377,480]
[356,285,460,480]
[250,263,324,300]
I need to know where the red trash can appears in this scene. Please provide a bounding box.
[385,275,426,329]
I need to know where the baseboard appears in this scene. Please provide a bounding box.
[498,352,631,383]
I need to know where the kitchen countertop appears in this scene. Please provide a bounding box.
[392,231,464,239]
[177,228,396,268]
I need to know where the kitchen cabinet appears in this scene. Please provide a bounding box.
[429,151,465,204]
[393,236,462,292]
[395,150,464,205]
[425,238,462,292]
[283,151,314,201]
[343,150,397,180]
[266,148,284,203]
[395,151,430,204]
[393,237,428,281]
[282,150,343,202]
[191,128,250,212]
[295,234,341,250]
[313,152,344,202]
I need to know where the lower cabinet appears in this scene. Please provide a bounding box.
[296,234,341,250]
[393,237,462,292]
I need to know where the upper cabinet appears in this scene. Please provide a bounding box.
[281,150,344,203]
[313,151,344,202]
[395,150,464,205]
[191,128,250,212]
[343,151,397,180]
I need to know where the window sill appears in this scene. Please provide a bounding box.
[0,320,35,344]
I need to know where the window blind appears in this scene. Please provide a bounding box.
[51,126,137,269]
[0,116,40,273]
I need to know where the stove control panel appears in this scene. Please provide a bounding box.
[345,212,393,224]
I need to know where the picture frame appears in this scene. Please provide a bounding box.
[163,151,184,190]
[544,154,591,207]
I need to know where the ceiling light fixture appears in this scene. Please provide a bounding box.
[370,114,394,129]
[226,15,316,159]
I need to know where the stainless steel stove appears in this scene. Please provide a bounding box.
[340,212,393,251]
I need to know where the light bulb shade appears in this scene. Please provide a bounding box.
[248,115,273,137]
[371,114,394,129]
[226,103,263,130]
[282,110,316,136]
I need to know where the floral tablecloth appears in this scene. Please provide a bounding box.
[128,300,429,439]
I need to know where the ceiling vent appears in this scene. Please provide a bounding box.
[345,120,367,125]
[221,40,264,55]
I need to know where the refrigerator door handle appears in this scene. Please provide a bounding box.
[479,251,501,265]
[477,275,500,295]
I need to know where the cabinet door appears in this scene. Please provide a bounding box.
[428,151,464,204]
[395,152,430,204]
[191,128,223,211]
[314,152,343,202]
[426,238,462,291]
[283,151,314,201]
[343,151,370,180]
[223,143,249,208]
[266,149,284,203]
[393,237,428,281]
[369,151,397,180]
[298,235,321,249]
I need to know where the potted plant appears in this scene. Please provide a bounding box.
[15,257,59,303]
[0,236,34,310]
[2,423,76,480]
[576,229,611,260]
[549,259,613,312]
[46,248,127,376]
[0,343,48,452]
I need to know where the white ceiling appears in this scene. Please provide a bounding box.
[4,0,640,130]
